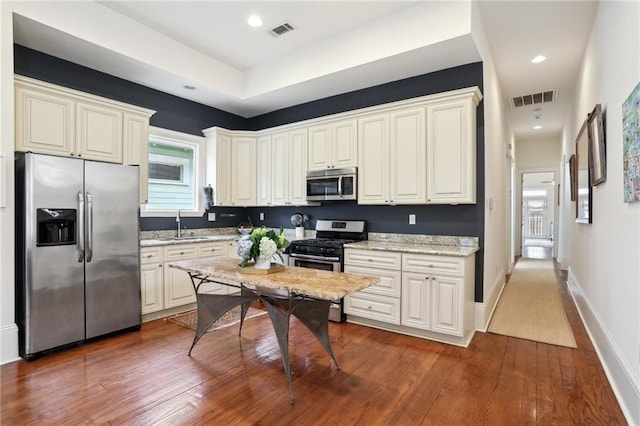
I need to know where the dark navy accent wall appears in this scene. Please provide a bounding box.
[13,45,485,301]
[13,45,248,135]
[249,62,483,130]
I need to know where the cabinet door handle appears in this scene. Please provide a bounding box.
[147,254,153,258]
[180,251,184,255]
[158,264,162,267]
[428,264,434,267]
[367,305,373,309]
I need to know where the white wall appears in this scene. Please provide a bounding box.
[562,2,640,423]
[515,137,562,169]
[470,2,512,330]
[0,4,18,363]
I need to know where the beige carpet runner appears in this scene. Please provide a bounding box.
[488,258,577,348]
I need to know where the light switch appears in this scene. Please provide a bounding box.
[208,212,216,221]
[259,212,265,221]
[409,214,416,225]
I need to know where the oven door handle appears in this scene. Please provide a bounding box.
[289,253,341,263]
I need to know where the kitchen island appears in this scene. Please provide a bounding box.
[168,257,379,403]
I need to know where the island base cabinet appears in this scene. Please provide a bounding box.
[401,272,431,330]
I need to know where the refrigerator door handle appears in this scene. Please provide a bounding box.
[86,192,93,263]
[77,191,85,262]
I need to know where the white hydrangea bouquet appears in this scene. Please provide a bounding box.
[237,226,290,268]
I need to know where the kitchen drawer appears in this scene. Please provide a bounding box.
[140,247,163,264]
[344,292,400,324]
[197,241,227,258]
[402,254,464,277]
[344,248,402,270]
[163,244,197,261]
[343,264,401,297]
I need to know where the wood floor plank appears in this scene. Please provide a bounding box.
[1,261,627,425]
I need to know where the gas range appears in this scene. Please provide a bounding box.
[287,219,367,323]
[288,220,367,260]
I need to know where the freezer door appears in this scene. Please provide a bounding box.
[84,161,141,338]
[22,153,85,355]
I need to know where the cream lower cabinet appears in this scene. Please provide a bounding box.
[344,247,476,347]
[163,245,198,309]
[343,249,402,324]
[142,240,237,318]
[140,247,164,315]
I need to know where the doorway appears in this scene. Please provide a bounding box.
[521,171,556,259]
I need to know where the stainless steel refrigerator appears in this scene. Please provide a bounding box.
[15,152,141,360]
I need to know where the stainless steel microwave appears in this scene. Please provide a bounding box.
[306,167,357,201]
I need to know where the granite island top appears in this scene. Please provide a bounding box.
[344,240,479,257]
[169,257,380,300]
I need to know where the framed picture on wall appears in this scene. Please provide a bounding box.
[623,81,640,202]
[569,153,577,201]
[587,104,606,186]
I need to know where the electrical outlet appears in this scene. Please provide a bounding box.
[208,212,215,221]
[259,212,265,221]
[409,214,416,225]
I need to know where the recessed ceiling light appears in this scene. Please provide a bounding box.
[247,15,263,27]
[533,125,542,130]
[531,55,546,64]
[183,85,196,90]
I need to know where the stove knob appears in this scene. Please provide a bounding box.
[325,247,335,255]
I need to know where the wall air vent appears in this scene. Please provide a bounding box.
[269,22,295,37]
[511,90,556,108]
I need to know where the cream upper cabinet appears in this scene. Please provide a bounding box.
[203,127,233,206]
[308,119,357,171]
[15,82,76,156]
[289,129,310,205]
[426,94,479,204]
[271,132,289,206]
[357,114,389,204]
[231,136,257,206]
[358,108,425,205]
[266,128,315,206]
[123,112,151,203]
[75,100,123,163]
[256,135,272,206]
[15,76,154,167]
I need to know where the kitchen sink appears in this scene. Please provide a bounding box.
[170,236,206,241]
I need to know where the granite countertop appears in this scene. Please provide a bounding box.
[169,257,380,300]
[344,240,479,257]
[141,234,238,247]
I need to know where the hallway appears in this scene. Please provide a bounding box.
[522,238,553,260]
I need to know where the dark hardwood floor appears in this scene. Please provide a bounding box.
[1,263,627,425]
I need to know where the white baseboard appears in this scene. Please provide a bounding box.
[475,270,506,332]
[567,268,640,425]
[1,323,19,365]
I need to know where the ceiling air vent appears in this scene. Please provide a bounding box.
[269,22,295,37]
[511,90,556,108]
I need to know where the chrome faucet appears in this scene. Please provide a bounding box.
[176,209,181,238]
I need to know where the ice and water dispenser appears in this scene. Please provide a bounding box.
[36,208,76,246]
